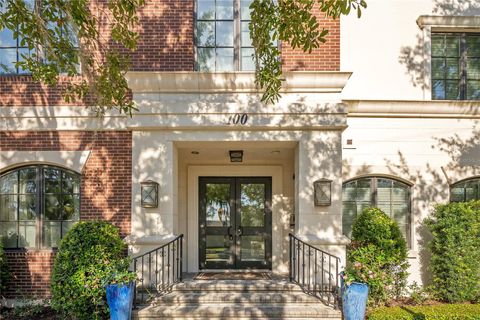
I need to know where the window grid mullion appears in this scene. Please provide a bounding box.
[460,33,467,100]
[38,166,43,249]
[390,180,393,220]
[408,187,412,246]
[234,0,240,71]
[16,171,20,248]
[214,0,218,70]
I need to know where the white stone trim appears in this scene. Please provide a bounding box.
[1,96,347,131]
[125,234,176,246]
[0,150,91,173]
[345,99,480,118]
[186,165,285,273]
[126,71,352,94]
[417,15,480,31]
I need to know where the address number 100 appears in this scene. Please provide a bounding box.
[226,113,249,125]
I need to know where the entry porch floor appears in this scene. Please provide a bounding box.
[132,273,342,320]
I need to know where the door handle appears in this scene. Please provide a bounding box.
[227,226,233,241]
[236,227,242,236]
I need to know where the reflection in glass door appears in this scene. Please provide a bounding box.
[199,177,272,269]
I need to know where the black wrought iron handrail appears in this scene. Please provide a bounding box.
[289,233,341,308]
[132,234,183,307]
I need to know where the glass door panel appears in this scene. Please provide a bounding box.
[199,177,272,269]
[240,183,265,227]
[199,178,235,269]
[236,178,272,269]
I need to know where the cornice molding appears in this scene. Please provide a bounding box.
[417,15,480,31]
[345,99,480,118]
[126,71,352,94]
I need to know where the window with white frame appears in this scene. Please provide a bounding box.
[0,165,80,249]
[195,0,255,71]
[342,177,411,245]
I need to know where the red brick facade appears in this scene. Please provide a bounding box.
[3,251,55,299]
[0,1,341,300]
[0,1,339,107]
[0,131,132,298]
[281,11,340,71]
[130,0,195,71]
[0,76,88,107]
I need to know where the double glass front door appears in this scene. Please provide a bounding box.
[199,177,272,269]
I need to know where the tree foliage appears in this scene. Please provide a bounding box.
[424,201,480,303]
[0,0,144,115]
[0,0,366,115]
[250,0,367,103]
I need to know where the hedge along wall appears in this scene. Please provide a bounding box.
[425,201,480,303]
[0,131,132,298]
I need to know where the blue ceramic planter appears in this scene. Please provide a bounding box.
[342,282,369,320]
[106,282,135,320]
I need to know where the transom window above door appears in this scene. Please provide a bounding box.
[0,165,80,249]
[195,0,255,71]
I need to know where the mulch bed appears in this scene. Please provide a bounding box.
[0,306,59,320]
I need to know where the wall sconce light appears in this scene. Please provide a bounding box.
[314,179,332,206]
[229,150,243,162]
[141,180,159,208]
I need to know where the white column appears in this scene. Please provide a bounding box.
[295,130,348,265]
[129,131,177,254]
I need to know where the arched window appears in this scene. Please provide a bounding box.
[342,177,411,244]
[450,178,480,202]
[0,165,80,248]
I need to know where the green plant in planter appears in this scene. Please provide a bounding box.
[344,207,409,306]
[51,221,128,320]
[102,259,137,286]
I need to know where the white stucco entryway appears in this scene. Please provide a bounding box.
[126,72,350,274]
[187,165,285,273]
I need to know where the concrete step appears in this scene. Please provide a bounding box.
[173,279,303,292]
[151,291,323,304]
[132,303,341,319]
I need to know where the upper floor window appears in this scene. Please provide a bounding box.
[0,165,80,249]
[432,33,480,100]
[195,0,255,71]
[342,177,411,245]
[0,0,34,74]
[450,178,480,202]
[0,0,79,75]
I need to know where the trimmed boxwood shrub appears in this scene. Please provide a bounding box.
[0,239,9,297]
[344,207,409,306]
[368,303,480,320]
[51,221,128,320]
[424,201,480,303]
